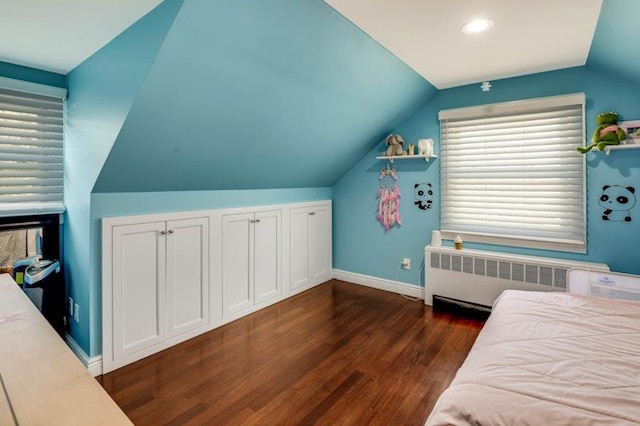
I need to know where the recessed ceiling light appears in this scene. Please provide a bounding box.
[462,19,494,34]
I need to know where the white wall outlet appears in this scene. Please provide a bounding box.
[68,297,74,316]
[402,258,411,270]
[74,303,79,322]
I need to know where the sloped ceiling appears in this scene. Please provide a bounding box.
[43,0,640,193]
[93,0,435,192]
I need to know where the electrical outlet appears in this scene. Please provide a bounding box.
[402,258,411,270]
[74,303,79,322]
[68,297,74,316]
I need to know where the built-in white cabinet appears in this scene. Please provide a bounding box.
[166,218,209,337]
[103,200,330,374]
[290,204,331,292]
[111,221,166,360]
[221,209,281,317]
[103,214,209,373]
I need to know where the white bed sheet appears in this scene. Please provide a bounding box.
[426,290,640,425]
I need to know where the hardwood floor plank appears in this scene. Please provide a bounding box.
[100,280,485,425]
[297,370,365,425]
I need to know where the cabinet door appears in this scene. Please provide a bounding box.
[254,210,281,304]
[289,207,310,290]
[166,217,209,337]
[112,221,166,360]
[308,205,331,282]
[222,213,254,316]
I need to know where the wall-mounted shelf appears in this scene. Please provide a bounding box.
[604,144,640,155]
[376,154,437,163]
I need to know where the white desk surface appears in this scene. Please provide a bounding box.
[0,274,132,425]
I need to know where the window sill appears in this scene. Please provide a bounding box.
[440,231,586,254]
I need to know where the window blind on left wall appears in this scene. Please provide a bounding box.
[0,88,64,216]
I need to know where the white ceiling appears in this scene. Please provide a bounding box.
[324,0,603,89]
[0,0,164,74]
[0,0,603,87]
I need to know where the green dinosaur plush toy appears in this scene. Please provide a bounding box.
[577,111,627,153]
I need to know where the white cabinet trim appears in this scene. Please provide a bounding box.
[102,211,210,373]
[102,200,331,373]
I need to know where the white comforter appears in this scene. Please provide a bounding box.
[426,290,640,425]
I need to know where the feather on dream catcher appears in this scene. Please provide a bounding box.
[377,164,402,232]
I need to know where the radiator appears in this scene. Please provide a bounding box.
[425,246,609,307]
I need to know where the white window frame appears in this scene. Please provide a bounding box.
[438,93,586,253]
[0,76,67,217]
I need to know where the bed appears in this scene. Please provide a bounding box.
[426,284,640,425]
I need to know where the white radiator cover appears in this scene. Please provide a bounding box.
[425,246,609,307]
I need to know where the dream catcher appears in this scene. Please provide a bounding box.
[377,164,402,232]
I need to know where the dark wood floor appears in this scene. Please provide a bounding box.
[99,280,485,425]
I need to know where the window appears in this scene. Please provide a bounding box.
[0,214,61,274]
[439,93,586,253]
[0,79,67,217]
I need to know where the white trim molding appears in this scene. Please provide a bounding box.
[65,333,103,377]
[333,269,424,300]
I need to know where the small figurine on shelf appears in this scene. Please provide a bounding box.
[385,134,406,156]
[418,138,434,157]
[408,143,415,155]
[577,111,627,153]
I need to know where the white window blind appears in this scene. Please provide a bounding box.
[439,93,586,252]
[0,87,64,216]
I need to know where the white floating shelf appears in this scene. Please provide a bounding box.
[376,154,437,163]
[604,144,640,155]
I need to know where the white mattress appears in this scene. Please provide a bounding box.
[426,290,640,425]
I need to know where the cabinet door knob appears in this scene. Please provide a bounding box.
[255,219,261,223]
[168,229,174,234]
[159,230,167,235]
[309,212,316,216]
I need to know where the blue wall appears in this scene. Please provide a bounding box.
[333,65,640,288]
[64,0,184,355]
[93,0,435,192]
[588,0,640,86]
[0,60,65,88]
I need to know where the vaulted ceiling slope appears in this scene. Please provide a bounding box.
[92,0,435,192]
[587,0,640,86]
[79,0,639,193]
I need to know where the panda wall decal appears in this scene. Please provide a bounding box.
[414,183,433,210]
[599,185,636,222]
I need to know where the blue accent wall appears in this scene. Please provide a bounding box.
[333,66,640,288]
[64,0,184,355]
[588,0,640,86]
[92,188,332,218]
[0,60,65,88]
[93,0,435,192]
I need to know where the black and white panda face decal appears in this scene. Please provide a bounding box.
[414,183,433,210]
[599,185,636,222]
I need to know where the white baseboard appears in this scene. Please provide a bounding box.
[65,333,103,377]
[333,269,424,299]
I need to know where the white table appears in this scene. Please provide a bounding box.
[0,274,131,425]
